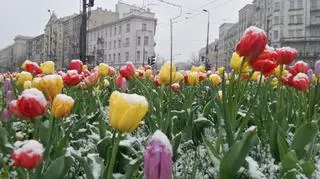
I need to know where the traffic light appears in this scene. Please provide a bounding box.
[150,56,156,65]
[88,0,94,7]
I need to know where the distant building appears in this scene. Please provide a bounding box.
[0,35,32,71]
[198,39,219,68]
[217,23,236,66]
[27,34,44,63]
[87,2,157,67]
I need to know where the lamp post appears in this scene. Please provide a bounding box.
[203,9,210,70]
[48,10,52,60]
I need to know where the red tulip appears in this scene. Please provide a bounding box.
[282,73,294,87]
[15,88,48,120]
[288,61,309,76]
[9,100,23,118]
[82,70,90,77]
[24,61,42,75]
[116,74,128,90]
[276,47,298,65]
[63,70,83,86]
[236,26,267,60]
[119,62,136,79]
[153,77,161,87]
[11,140,44,170]
[136,70,144,77]
[171,83,180,92]
[249,47,278,76]
[292,73,310,91]
[69,59,83,74]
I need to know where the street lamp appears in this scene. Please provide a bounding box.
[48,10,52,60]
[203,9,210,70]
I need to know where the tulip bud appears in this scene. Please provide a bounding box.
[170,83,180,92]
[1,108,10,121]
[292,73,310,91]
[51,94,75,118]
[115,74,128,90]
[275,47,298,65]
[145,69,153,79]
[84,71,100,86]
[69,59,83,74]
[3,78,12,94]
[187,72,199,85]
[63,70,83,86]
[159,61,176,85]
[40,61,55,75]
[23,81,32,89]
[16,71,33,86]
[39,75,64,98]
[11,140,44,170]
[103,79,110,87]
[108,66,116,76]
[98,63,109,76]
[119,62,136,79]
[14,88,48,120]
[144,130,172,179]
[23,60,42,75]
[314,60,320,77]
[109,91,148,132]
[230,52,250,73]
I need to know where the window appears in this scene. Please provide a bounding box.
[113,53,116,62]
[118,40,121,48]
[109,54,111,62]
[289,15,295,24]
[274,2,280,11]
[289,0,295,9]
[297,0,303,9]
[114,27,117,36]
[144,36,149,46]
[105,42,107,50]
[126,24,130,33]
[105,29,108,37]
[137,36,141,46]
[273,30,279,40]
[110,28,112,37]
[297,15,303,24]
[142,23,147,31]
[118,53,121,62]
[125,52,129,61]
[144,51,148,62]
[125,38,130,47]
[274,16,280,25]
[296,29,303,36]
[289,29,294,37]
[118,25,122,35]
[113,40,116,49]
[109,42,111,50]
[137,51,140,61]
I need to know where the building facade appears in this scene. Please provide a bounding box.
[0,35,32,71]
[198,39,219,68]
[87,2,157,67]
[27,34,44,63]
[217,23,236,67]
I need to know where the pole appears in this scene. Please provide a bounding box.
[205,11,210,70]
[266,19,270,45]
[48,10,52,60]
[80,0,87,63]
[170,19,173,84]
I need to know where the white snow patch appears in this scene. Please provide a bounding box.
[20,88,48,106]
[246,126,257,133]
[245,26,266,35]
[246,156,266,179]
[150,130,172,152]
[14,140,44,156]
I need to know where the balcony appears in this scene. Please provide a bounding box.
[310,21,320,26]
[281,36,320,42]
[310,6,320,12]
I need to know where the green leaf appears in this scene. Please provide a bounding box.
[219,126,259,179]
[291,122,318,159]
[277,133,289,161]
[301,160,316,177]
[281,150,299,178]
[172,132,182,162]
[122,157,143,179]
[39,120,50,147]
[97,136,113,160]
[43,156,74,179]
[202,135,221,160]
[71,153,95,179]
[51,136,69,159]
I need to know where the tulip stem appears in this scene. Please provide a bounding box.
[107,131,122,179]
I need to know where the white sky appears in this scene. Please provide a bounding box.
[0,0,253,62]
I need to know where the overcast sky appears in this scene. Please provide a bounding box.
[0,0,252,62]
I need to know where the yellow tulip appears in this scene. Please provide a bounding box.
[31,77,42,89]
[83,65,88,71]
[216,67,225,75]
[188,72,199,85]
[98,63,109,76]
[109,91,149,132]
[230,52,249,73]
[145,69,153,79]
[16,71,33,86]
[40,61,55,75]
[23,81,32,89]
[271,77,278,87]
[312,75,318,85]
[209,74,222,86]
[274,65,288,78]
[198,65,206,72]
[251,72,261,81]
[103,79,110,87]
[159,61,176,85]
[174,71,184,82]
[39,75,64,98]
[51,94,75,118]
